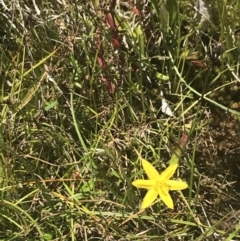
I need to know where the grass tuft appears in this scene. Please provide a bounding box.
[0,0,240,240]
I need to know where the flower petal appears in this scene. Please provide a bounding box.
[158,187,174,209]
[141,188,158,209]
[158,163,178,182]
[132,179,156,189]
[142,159,160,180]
[167,180,188,190]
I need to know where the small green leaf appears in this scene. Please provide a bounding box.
[44,100,58,111]
[156,72,169,81]
[169,134,188,165]
[166,0,178,28]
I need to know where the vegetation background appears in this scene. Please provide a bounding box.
[0,0,240,240]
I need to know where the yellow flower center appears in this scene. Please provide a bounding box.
[155,181,169,194]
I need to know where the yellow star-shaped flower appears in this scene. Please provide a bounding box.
[132,160,188,209]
